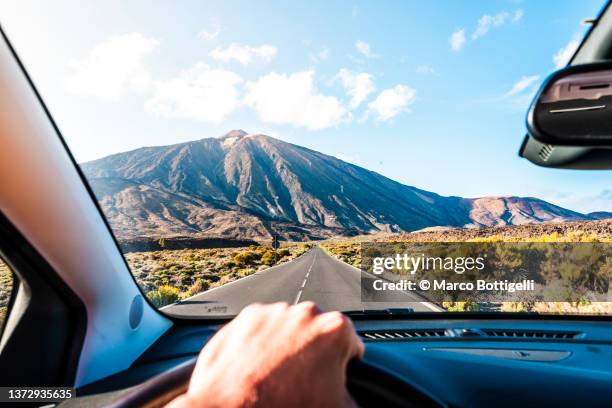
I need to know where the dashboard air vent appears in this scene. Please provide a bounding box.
[359,329,447,341]
[482,329,580,339]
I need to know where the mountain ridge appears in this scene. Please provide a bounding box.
[81,130,605,241]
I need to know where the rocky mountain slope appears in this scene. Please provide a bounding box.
[81,130,604,241]
[588,211,612,220]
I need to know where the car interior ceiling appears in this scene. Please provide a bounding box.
[0,2,610,408]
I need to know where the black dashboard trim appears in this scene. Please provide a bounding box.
[164,311,612,326]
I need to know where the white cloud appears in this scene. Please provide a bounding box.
[245,70,349,129]
[310,47,330,64]
[553,37,581,68]
[505,75,540,97]
[601,189,612,200]
[367,85,416,121]
[197,24,220,41]
[65,32,158,100]
[544,189,612,213]
[319,48,330,60]
[335,69,375,108]
[355,40,377,58]
[416,64,436,75]
[144,63,242,122]
[495,74,541,111]
[472,9,523,39]
[209,43,277,65]
[473,13,506,39]
[450,29,466,52]
[512,9,524,23]
[450,9,522,52]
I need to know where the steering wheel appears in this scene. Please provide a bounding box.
[108,357,444,408]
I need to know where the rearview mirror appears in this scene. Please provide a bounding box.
[519,134,612,169]
[527,62,612,146]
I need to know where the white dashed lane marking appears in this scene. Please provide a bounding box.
[294,250,318,304]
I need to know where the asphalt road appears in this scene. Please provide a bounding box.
[167,246,442,316]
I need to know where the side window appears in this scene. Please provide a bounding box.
[0,257,13,330]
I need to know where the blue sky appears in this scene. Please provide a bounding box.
[0,0,610,213]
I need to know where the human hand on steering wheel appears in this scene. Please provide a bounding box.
[167,302,364,408]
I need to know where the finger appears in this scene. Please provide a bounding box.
[197,303,269,363]
[348,330,365,360]
[293,301,322,318]
[341,317,365,360]
[315,312,364,360]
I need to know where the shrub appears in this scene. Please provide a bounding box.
[178,275,193,287]
[147,285,181,307]
[261,250,276,266]
[160,260,180,269]
[296,243,313,256]
[182,278,211,298]
[442,301,480,312]
[223,260,237,268]
[233,251,261,265]
[237,268,256,277]
[277,248,290,257]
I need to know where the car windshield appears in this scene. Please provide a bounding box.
[1,0,610,318]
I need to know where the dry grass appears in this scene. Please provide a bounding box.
[321,224,612,315]
[126,243,313,307]
[0,260,13,325]
[0,243,314,313]
[1,220,609,316]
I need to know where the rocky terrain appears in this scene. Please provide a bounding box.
[400,218,612,242]
[81,130,608,242]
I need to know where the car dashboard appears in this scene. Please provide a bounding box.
[65,317,612,407]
